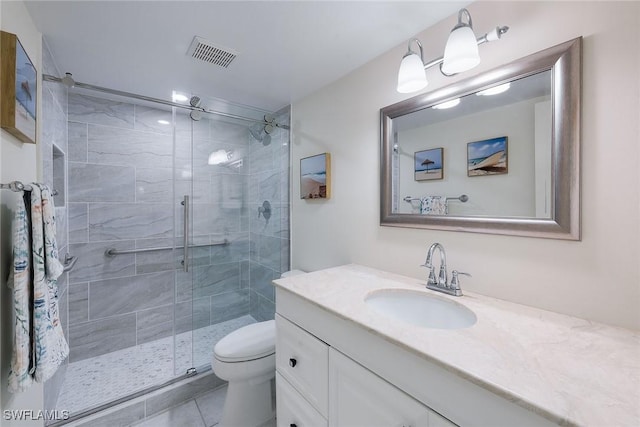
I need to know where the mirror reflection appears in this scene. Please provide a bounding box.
[392,71,552,219]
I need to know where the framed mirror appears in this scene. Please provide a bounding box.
[380,38,581,240]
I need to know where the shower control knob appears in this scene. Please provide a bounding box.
[289,358,297,367]
[258,200,272,220]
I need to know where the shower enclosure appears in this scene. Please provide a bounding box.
[46,88,290,420]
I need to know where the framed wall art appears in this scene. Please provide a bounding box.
[414,147,443,181]
[467,136,508,177]
[1,31,37,144]
[300,153,331,199]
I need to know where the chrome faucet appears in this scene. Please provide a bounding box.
[421,242,470,297]
[424,243,448,288]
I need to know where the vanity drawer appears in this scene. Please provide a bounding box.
[276,372,328,427]
[276,314,329,416]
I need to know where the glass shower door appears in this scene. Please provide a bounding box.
[177,106,251,373]
[61,93,185,415]
[173,97,289,376]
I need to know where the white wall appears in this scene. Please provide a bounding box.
[291,1,640,330]
[0,1,43,425]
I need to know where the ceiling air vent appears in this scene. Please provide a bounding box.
[187,36,237,68]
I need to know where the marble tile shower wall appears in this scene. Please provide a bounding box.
[65,93,265,363]
[40,39,69,414]
[248,109,291,321]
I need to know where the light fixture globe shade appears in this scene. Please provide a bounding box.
[442,26,480,75]
[397,53,428,93]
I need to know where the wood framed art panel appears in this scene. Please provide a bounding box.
[1,31,37,144]
[300,152,331,199]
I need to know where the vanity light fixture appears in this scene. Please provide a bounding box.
[397,39,428,93]
[396,8,509,93]
[441,9,480,75]
[431,98,460,110]
[476,82,511,96]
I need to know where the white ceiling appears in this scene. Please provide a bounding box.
[25,1,468,112]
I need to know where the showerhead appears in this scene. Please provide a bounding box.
[249,125,263,141]
[249,125,271,146]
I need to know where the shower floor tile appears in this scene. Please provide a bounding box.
[56,315,256,415]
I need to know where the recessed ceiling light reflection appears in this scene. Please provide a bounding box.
[157,119,170,125]
[476,82,511,96]
[432,98,460,109]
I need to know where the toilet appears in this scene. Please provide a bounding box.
[212,270,306,427]
[212,320,276,427]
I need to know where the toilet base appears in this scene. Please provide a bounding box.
[219,379,274,427]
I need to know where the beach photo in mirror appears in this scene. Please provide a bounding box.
[414,148,443,181]
[467,137,508,177]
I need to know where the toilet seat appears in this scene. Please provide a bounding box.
[214,320,275,363]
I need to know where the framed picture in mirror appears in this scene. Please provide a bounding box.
[467,137,508,177]
[414,148,443,181]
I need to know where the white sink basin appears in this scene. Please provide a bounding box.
[365,289,477,330]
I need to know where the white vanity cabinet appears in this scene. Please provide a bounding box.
[275,372,327,427]
[329,348,456,427]
[275,286,559,427]
[275,314,329,427]
[275,314,329,417]
[275,314,456,427]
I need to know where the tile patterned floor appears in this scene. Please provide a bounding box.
[57,315,256,414]
[132,385,276,427]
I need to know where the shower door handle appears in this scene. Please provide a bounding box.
[182,195,190,272]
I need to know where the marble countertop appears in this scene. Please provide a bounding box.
[273,264,640,427]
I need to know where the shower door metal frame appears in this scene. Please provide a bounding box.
[43,74,290,130]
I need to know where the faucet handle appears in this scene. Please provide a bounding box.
[450,270,471,290]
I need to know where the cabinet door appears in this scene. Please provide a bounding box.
[329,348,432,427]
[276,314,329,416]
[276,372,328,427]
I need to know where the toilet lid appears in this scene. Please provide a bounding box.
[214,320,276,362]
